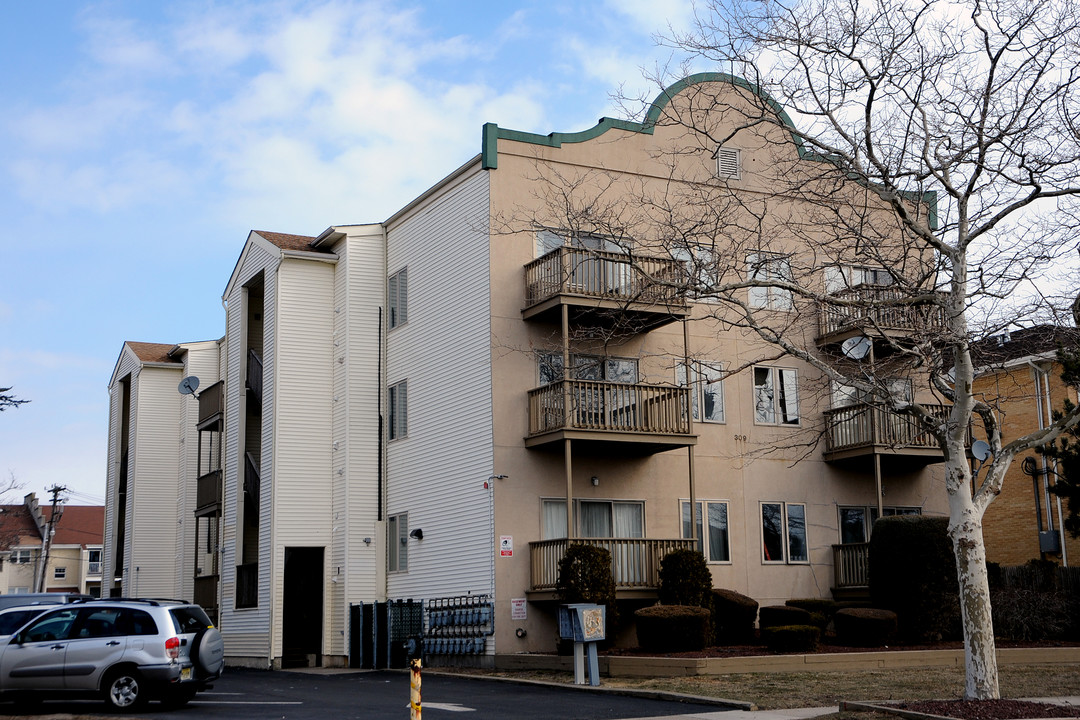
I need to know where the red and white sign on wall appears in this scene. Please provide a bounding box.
[499,535,513,557]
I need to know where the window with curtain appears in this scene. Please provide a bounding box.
[677,362,725,423]
[753,367,799,425]
[747,252,794,310]
[541,499,643,539]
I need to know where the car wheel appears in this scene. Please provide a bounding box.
[191,627,225,677]
[103,668,147,711]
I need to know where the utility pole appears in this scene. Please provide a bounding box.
[35,485,67,593]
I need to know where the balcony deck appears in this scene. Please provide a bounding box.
[528,538,696,600]
[817,286,947,347]
[823,403,948,464]
[523,247,689,329]
[526,380,696,453]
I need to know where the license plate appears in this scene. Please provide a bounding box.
[181,667,193,681]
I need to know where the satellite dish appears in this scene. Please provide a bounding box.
[971,440,992,462]
[178,376,201,397]
[841,336,872,361]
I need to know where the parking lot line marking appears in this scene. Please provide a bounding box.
[420,702,475,712]
[192,700,304,705]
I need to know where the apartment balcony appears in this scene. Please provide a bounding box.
[528,538,697,600]
[823,403,948,465]
[246,349,263,408]
[831,542,871,602]
[194,574,219,624]
[817,286,947,349]
[196,470,222,515]
[197,380,224,430]
[523,247,689,329]
[526,380,696,454]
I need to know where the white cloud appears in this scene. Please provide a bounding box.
[603,0,696,36]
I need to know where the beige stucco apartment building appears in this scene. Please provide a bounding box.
[103,74,949,668]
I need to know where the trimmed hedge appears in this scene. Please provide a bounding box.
[635,604,711,652]
[712,588,758,644]
[833,607,897,647]
[785,599,837,631]
[762,624,820,653]
[758,605,812,630]
[556,544,617,636]
[658,549,714,611]
[869,515,961,642]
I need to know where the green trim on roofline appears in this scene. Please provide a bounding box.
[481,72,937,229]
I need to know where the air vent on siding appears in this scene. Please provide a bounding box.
[715,147,741,180]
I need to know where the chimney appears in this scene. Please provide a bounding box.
[23,493,45,539]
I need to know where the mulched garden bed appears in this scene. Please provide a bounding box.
[881,699,1080,719]
[599,639,1080,659]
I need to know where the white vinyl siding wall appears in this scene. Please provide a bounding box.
[385,166,493,600]
[221,240,277,658]
[268,257,336,661]
[128,366,183,597]
[330,226,386,656]
[102,349,142,592]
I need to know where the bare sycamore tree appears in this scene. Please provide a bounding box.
[628,0,1080,700]
[502,0,1080,701]
[0,387,29,411]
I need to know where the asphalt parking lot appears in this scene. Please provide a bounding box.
[0,668,738,720]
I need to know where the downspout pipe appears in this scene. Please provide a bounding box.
[1025,360,1049,540]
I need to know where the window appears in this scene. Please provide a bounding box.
[681,500,731,562]
[824,264,893,294]
[677,362,725,423]
[53,567,66,580]
[537,353,639,385]
[761,502,808,563]
[831,378,911,408]
[9,549,31,564]
[671,244,719,296]
[388,267,408,329]
[388,380,408,440]
[753,367,799,425]
[715,147,741,179]
[747,252,793,310]
[838,505,921,544]
[87,549,102,576]
[387,512,408,572]
[541,499,644,540]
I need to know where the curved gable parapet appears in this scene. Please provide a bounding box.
[481,72,804,169]
[480,71,936,228]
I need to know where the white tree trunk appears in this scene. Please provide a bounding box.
[946,459,1000,700]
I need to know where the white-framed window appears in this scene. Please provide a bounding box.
[541,499,644,540]
[87,549,102,576]
[10,587,29,594]
[677,361,725,423]
[747,252,793,310]
[387,512,408,573]
[681,500,731,562]
[388,267,408,329]
[838,505,921,544]
[9,549,31,565]
[388,379,408,441]
[753,366,799,425]
[53,567,66,580]
[671,243,719,296]
[761,501,808,564]
[824,264,893,294]
[715,147,741,179]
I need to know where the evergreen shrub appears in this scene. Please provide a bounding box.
[833,607,897,646]
[635,604,711,652]
[712,588,758,644]
[758,605,811,630]
[761,624,820,653]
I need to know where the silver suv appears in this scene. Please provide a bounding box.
[0,598,224,710]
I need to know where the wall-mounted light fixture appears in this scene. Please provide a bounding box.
[591,476,599,486]
[409,528,424,540]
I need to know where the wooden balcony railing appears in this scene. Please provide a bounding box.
[528,380,692,436]
[197,470,223,512]
[824,403,949,454]
[194,574,219,609]
[819,286,947,338]
[197,380,224,427]
[524,247,687,309]
[833,542,870,588]
[244,452,261,508]
[246,349,263,405]
[236,563,258,609]
[530,538,697,591]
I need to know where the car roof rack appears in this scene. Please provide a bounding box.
[70,597,190,607]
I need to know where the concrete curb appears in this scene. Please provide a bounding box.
[424,669,755,711]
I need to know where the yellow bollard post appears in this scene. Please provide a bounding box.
[410,658,422,720]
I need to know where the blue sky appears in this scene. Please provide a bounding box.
[0,0,701,502]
